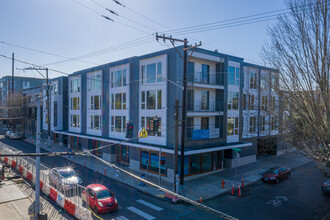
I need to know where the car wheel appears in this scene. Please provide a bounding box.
[276,178,280,184]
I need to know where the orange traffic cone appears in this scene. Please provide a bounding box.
[238,184,242,197]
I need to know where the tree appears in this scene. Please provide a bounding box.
[262,0,329,176]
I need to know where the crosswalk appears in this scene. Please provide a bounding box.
[116,199,163,220]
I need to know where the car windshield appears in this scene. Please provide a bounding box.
[95,189,113,199]
[58,169,76,178]
[265,168,279,174]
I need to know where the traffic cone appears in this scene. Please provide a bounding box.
[242,177,244,188]
[231,183,234,195]
[199,196,203,203]
[104,167,107,176]
[238,184,241,197]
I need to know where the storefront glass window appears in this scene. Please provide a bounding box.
[190,154,201,174]
[202,152,212,171]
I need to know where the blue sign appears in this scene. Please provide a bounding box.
[192,129,209,140]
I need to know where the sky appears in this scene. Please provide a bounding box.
[0,0,286,79]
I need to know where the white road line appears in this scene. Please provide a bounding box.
[116,216,129,220]
[137,199,163,211]
[127,206,155,220]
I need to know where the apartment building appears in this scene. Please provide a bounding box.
[49,47,280,183]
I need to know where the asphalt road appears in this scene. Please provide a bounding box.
[1,136,329,220]
[0,136,220,220]
[205,162,330,220]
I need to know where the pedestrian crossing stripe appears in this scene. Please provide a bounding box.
[137,199,163,211]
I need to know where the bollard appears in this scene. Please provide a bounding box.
[221,179,225,188]
[242,177,244,188]
[231,183,234,195]
[238,184,241,197]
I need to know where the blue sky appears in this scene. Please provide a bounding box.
[0,0,285,79]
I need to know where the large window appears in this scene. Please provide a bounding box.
[141,117,161,136]
[201,91,209,110]
[271,116,277,131]
[111,116,126,133]
[140,150,166,175]
[111,93,126,110]
[260,116,266,131]
[53,83,58,94]
[90,115,101,130]
[228,92,239,110]
[249,117,256,133]
[271,96,276,111]
[71,97,80,110]
[70,114,80,128]
[249,95,255,110]
[201,64,210,84]
[111,69,127,88]
[71,79,80,93]
[90,74,101,91]
[227,117,238,136]
[261,96,268,111]
[271,76,278,91]
[141,62,162,84]
[91,95,101,110]
[250,72,257,89]
[141,90,162,110]
[54,101,57,127]
[228,66,240,85]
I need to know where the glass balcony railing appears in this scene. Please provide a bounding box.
[187,100,216,112]
[187,72,224,85]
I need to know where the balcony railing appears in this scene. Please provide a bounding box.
[187,71,224,86]
[186,128,220,140]
[187,100,216,112]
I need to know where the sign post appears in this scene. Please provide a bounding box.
[139,128,148,138]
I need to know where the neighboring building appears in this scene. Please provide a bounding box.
[22,86,42,138]
[42,76,68,145]
[0,76,43,131]
[50,47,280,183]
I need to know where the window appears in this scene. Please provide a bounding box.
[271,96,276,111]
[215,116,219,129]
[111,94,114,109]
[157,90,162,109]
[111,116,126,133]
[90,115,101,130]
[260,116,266,131]
[141,117,162,136]
[261,78,266,90]
[123,93,126,109]
[272,76,277,91]
[201,64,210,84]
[54,101,57,127]
[249,95,255,110]
[243,94,247,110]
[71,97,80,110]
[187,117,194,139]
[91,95,101,110]
[228,92,239,110]
[250,73,257,89]
[53,83,58,94]
[262,96,268,111]
[71,114,80,128]
[201,117,209,130]
[249,117,256,133]
[227,117,238,135]
[71,79,80,93]
[140,150,166,175]
[147,91,156,109]
[228,66,240,85]
[111,69,127,88]
[115,71,122,87]
[141,91,145,109]
[115,93,122,109]
[141,62,163,84]
[90,74,101,91]
[201,91,209,110]
[271,116,277,131]
[142,90,163,110]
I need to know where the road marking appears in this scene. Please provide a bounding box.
[127,206,155,220]
[137,199,163,211]
[116,216,129,220]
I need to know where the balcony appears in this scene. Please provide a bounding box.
[187,71,224,86]
[186,128,220,140]
[187,100,217,112]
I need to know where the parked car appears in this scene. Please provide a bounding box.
[9,132,23,140]
[5,131,13,138]
[322,179,330,194]
[82,184,118,213]
[261,166,291,184]
[49,167,82,191]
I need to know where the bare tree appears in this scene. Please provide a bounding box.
[262,0,329,176]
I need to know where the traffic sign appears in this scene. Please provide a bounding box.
[139,128,148,138]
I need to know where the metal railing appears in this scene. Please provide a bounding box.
[187,72,224,85]
[187,100,217,112]
[0,143,88,209]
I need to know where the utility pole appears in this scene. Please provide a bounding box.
[35,96,41,218]
[174,100,179,193]
[11,53,14,95]
[155,34,201,187]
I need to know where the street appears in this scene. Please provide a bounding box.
[205,162,330,220]
[1,137,329,220]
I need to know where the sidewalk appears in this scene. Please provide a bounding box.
[26,137,312,201]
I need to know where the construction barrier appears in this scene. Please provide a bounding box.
[64,199,76,216]
[27,171,33,181]
[11,160,17,168]
[56,192,65,208]
[49,187,57,202]
[4,157,8,164]
[19,165,23,174]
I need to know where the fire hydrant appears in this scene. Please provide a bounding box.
[221,179,225,188]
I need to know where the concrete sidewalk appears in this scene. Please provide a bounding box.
[26,137,312,201]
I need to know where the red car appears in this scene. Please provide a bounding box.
[261,166,291,184]
[82,184,118,213]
